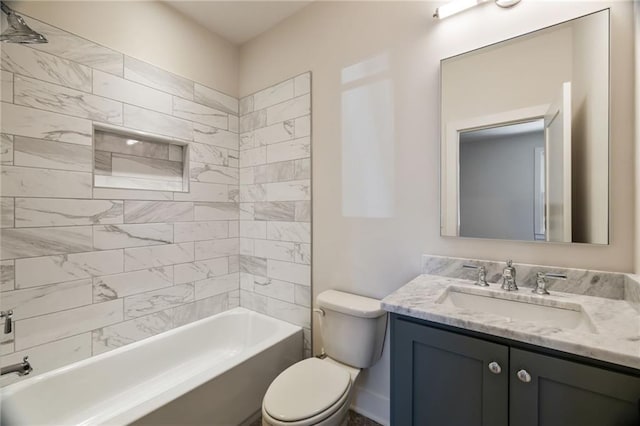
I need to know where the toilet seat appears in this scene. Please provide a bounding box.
[263,358,352,425]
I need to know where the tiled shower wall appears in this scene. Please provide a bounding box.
[0,14,241,385]
[238,74,312,355]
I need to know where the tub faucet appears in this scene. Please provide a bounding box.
[1,356,32,377]
[501,260,518,291]
[0,310,12,334]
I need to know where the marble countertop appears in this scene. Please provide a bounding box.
[382,274,640,370]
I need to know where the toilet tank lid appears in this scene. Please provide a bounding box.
[317,290,386,318]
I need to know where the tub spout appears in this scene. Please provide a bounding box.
[1,356,32,377]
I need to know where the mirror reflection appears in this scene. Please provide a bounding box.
[440,10,609,244]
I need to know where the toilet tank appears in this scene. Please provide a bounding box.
[316,290,387,369]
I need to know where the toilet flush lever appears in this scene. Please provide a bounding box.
[313,308,325,316]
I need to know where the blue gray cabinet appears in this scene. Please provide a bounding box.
[390,314,640,426]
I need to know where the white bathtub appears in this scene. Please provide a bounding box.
[1,307,302,426]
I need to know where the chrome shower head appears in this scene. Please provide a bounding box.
[0,2,47,44]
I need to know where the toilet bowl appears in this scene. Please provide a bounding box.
[261,290,387,426]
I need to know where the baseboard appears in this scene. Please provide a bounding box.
[350,386,390,425]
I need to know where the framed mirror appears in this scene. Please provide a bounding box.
[440,9,609,244]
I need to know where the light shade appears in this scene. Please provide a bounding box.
[433,0,487,19]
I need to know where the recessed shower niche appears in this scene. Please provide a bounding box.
[93,126,189,192]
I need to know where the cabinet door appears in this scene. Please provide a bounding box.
[510,348,640,426]
[391,317,509,426]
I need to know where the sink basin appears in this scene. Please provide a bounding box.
[437,287,597,333]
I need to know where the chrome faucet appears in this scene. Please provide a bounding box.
[0,310,12,334]
[501,260,518,291]
[462,264,489,287]
[1,356,32,377]
[532,272,567,295]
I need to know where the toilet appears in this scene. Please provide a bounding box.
[261,290,387,426]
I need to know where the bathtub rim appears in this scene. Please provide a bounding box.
[1,307,303,425]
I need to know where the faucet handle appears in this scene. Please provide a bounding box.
[533,272,567,295]
[463,264,489,287]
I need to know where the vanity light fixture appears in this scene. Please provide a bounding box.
[433,0,521,19]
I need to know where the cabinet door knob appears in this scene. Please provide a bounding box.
[517,369,532,383]
[488,361,501,374]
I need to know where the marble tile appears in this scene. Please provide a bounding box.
[173,182,228,202]
[266,297,310,328]
[1,134,13,164]
[194,238,239,260]
[267,260,310,286]
[174,257,228,284]
[239,96,254,115]
[94,175,184,192]
[124,104,193,141]
[240,255,267,276]
[124,283,194,319]
[110,153,183,182]
[0,279,92,321]
[254,161,295,184]
[0,328,13,357]
[229,115,239,133]
[23,15,123,76]
[15,199,123,227]
[15,299,123,350]
[172,292,230,327]
[189,142,231,166]
[193,125,237,151]
[124,56,194,99]
[240,168,255,185]
[240,238,255,256]
[294,285,311,307]
[1,70,13,102]
[15,249,124,289]
[0,226,93,260]
[240,221,267,239]
[190,162,238,185]
[240,290,268,314]
[93,187,174,201]
[124,243,194,272]
[294,73,311,97]
[254,202,296,221]
[93,267,173,302]
[174,221,229,243]
[294,158,311,180]
[124,201,193,223]
[253,79,294,111]
[194,83,238,114]
[193,202,239,221]
[2,103,92,145]
[14,75,123,124]
[13,136,92,172]
[240,146,267,168]
[173,97,228,129]
[266,137,310,163]
[229,255,240,273]
[94,150,112,174]
[239,184,267,203]
[0,260,15,292]
[265,180,311,201]
[245,120,295,149]
[254,240,310,264]
[240,109,267,133]
[1,198,14,228]
[295,201,311,222]
[0,334,91,388]
[92,311,172,355]
[625,274,640,305]
[228,185,240,202]
[294,116,311,138]
[93,70,172,114]
[94,131,170,160]
[267,222,311,243]
[1,43,91,91]
[93,224,173,249]
[194,273,238,300]
[253,277,295,303]
[266,94,311,125]
[228,221,239,238]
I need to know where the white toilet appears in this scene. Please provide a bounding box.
[261,290,387,426]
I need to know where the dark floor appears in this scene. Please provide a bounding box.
[250,409,382,425]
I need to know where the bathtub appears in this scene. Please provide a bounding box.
[1,307,302,426]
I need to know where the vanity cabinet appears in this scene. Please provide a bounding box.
[390,314,640,426]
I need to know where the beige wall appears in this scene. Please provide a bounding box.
[9,0,239,96]
[240,1,635,422]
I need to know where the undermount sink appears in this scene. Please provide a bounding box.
[437,286,597,334]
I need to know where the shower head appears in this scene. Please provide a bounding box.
[0,2,47,44]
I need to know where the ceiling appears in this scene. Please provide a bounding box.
[165,1,313,45]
